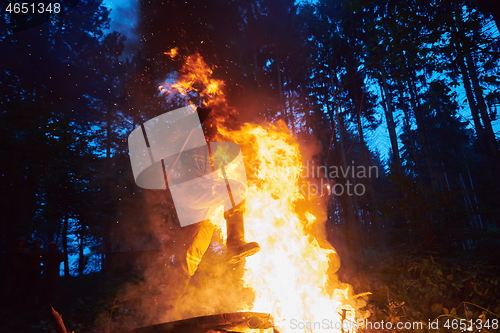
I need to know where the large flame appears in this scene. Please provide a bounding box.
[159,52,367,333]
[219,123,363,333]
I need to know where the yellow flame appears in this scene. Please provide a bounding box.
[218,123,363,333]
[164,47,179,58]
[160,52,367,333]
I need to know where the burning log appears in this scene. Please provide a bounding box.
[120,312,274,333]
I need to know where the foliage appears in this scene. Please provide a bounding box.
[354,247,500,333]
[0,272,133,333]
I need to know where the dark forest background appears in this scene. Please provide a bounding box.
[1,0,499,331]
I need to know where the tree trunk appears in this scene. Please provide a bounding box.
[400,93,418,172]
[378,77,401,172]
[452,4,500,174]
[78,225,85,276]
[355,91,382,244]
[62,215,70,278]
[274,42,289,126]
[103,105,112,272]
[253,47,260,88]
[464,50,500,171]
[455,46,487,151]
[337,110,361,261]
[406,71,441,193]
[476,0,500,31]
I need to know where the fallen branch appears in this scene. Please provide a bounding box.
[49,304,68,333]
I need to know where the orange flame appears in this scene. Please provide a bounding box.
[217,123,366,333]
[164,47,178,58]
[159,53,368,333]
[158,53,227,109]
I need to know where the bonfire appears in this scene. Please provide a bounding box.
[154,49,369,333]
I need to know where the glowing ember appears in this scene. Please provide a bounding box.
[158,53,367,333]
[164,47,178,58]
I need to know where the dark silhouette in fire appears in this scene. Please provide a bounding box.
[170,108,260,318]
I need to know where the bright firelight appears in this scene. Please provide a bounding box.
[159,52,368,333]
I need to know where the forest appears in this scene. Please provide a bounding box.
[1,0,499,332]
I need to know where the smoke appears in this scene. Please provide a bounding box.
[103,0,140,59]
[104,188,252,331]
[176,241,255,319]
